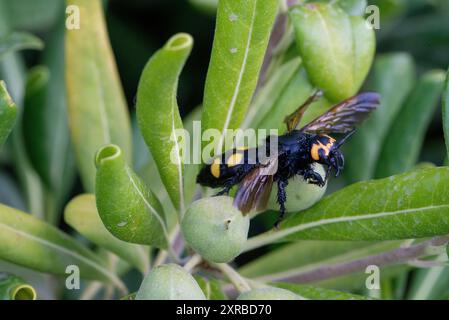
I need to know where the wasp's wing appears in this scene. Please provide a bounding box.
[284,90,323,132]
[300,92,380,134]
[233,156,278,215]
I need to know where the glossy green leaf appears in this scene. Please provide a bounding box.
[136,33,192,214]
[0,273,36,300]
[23,20,75,225]
[0,203,124,287]
[376,70,445,178]
[289,2,375,102]
[201,0,278,152]
[64,194,150,274]
[273,282,369,300]
[344,53,416,182]
[0,32,43,59]
[66,0,132,192]
[95,144,167,248]
[0,80,17,148]
[245,167,449,250]
[243,57,302,132]
[443,68,449,161]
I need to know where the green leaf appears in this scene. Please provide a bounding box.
[376,70,446,178]
[243,57,302,132]
[443,67,449,161]
[136,33,193,214]
[23,20,76,224]
[195,276,228,300]
[240,240,402,279]
[0,273,36,300]
[0,32,43,59]
[0,203,124,287]
[337,0,367,16]
[245,167,449,249]
[64,194,150,274]
[257,66,332,134]
[344,53,416,182]
[66,0,132,192]
[201,0,278,152]
[289,2,375,102]
[95,144,168,249]
[273,282,370,300]
[0,80,17,148]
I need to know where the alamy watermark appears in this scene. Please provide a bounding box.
[170,121,279,168]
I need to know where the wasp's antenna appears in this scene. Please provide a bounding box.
[336,129,356,148]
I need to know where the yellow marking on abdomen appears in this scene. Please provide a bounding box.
[227,152,244,167]
[211,157,221,178]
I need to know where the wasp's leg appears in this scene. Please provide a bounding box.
[213,166,250,196]
[301,166,325,187]
[274,178,289,229]
[214,178,239,196]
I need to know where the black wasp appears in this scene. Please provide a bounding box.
[197,90,380,227]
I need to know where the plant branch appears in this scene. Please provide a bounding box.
[211,263,251,293]
[255,235,449,284]
[183,254,202,273]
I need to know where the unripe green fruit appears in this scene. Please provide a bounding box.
[181,196,250,263]
[237,287,300,300]
[135,264,205,300]
[268,164,327,212]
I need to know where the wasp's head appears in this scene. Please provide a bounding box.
[326,147,345,177]
[310,130,355,177]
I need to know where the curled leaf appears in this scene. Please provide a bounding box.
[0,273,37,300]
[136,33,193,214]
[66,0,132,192]
[95,144,167,249]
[0,31,43,60]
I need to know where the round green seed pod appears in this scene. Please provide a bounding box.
[237,287,301,300]
[135,264,205,300]
[268,163,327,212]
[181,196,250,263]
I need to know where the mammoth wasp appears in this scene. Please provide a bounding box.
[197,90,380,227]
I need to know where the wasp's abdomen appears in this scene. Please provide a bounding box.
[196,147,257,188]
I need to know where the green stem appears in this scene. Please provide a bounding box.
[183,254,202,273]
[212,263,251,293]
